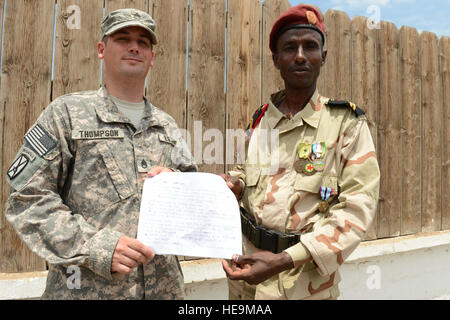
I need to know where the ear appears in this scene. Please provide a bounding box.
[97,42,105,60]
[149,50,155,68]
[272,53,280,70]
[321,49,327,66]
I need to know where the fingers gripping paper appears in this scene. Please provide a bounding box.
[137,172,242,259]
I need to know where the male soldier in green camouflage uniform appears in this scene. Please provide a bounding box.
[5,8,196,299]
[222,4,380,300]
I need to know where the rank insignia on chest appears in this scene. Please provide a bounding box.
[136,156,152,173]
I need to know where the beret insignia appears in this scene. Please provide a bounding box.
[306,11,317,25]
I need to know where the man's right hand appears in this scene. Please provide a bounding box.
[111,236,155,275]
[220,174,243,200]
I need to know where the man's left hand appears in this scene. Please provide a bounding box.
[221,251,294,285]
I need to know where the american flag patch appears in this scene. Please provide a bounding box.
[25,124,56,157]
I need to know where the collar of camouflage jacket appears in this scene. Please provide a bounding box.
[94,86,169,130]
[266,89,322,130]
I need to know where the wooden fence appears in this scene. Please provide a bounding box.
[0,0,448,273]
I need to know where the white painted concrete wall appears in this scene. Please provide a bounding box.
[1,230,450,300]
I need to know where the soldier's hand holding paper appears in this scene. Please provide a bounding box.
[137,172,242,259]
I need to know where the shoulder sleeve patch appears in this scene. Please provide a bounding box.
[326,99,365,117]
[25,124,57,157]
[6,146,46,191]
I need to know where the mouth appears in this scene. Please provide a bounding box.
[290,67,310,74]
[123,57,143,63]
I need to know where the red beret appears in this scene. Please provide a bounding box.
[269,4,325,54]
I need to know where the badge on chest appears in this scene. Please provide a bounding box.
[294,141,326,175]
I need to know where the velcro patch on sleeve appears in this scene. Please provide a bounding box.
[25,124,57,157]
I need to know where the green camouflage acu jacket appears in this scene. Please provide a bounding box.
[5,86,197,299]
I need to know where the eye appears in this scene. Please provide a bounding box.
[282,45,297,52]
[304,41,319,50]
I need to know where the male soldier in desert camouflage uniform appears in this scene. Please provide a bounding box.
[222,4,380,300]
[4,8,196,299]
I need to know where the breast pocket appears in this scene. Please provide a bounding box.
[151,133,177,167]
[294,173,324,194]
[96,141,134,200]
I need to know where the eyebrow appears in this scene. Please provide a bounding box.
[113,30,152,42]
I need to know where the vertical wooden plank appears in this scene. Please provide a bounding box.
[439,36,450,230]
[351,16,379,240]
[0,0,5,232]
[105,0,148,13]
[261,0,290,103]
[399,26,421,235]
[377,21,401,238]
[0,0,55,272]
[187,0,226,174]
[317,10,352,99]
[53,0,103,98]
[420,31,443,232]
[0,0,4,86]
[147,0,187,129]
[226,0,261,168]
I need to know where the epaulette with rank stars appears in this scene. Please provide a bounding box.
[326,99,365,117]
[246,103,269,138]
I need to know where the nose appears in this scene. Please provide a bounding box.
[295,45,305,63]
[129,40,139,54]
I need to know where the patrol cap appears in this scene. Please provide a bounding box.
[101,8,158,45]
[269,4,325,53]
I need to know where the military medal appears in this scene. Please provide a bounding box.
[318,186,334,213]
[312,160,325,171]
[318,201,329,213]
[303,162,316,175]
[297,142,311,159]
[310,142,326,160]
[294,158,308,173]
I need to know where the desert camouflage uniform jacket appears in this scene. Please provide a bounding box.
[228,89,380,300]
[5,86,197,299]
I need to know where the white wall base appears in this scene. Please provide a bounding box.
[1,230,450,300]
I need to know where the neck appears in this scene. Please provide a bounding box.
[104,78,145,103]
[280,85,316,115]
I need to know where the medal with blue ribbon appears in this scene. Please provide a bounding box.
[318,186,334,213]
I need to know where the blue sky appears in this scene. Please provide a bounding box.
[289,0,450,37]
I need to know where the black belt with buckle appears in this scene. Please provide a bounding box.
[240,207,300,254]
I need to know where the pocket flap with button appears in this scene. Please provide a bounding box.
[159,133,176,146]
[96,141,134,200]
[245,167,261,187]
[294,173,338,194]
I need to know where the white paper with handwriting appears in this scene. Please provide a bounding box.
[137,172,242,259]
